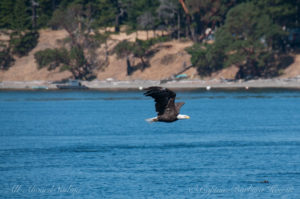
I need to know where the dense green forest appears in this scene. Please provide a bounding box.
[0,0,299,79]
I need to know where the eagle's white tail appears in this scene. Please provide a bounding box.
[145,117,158,123]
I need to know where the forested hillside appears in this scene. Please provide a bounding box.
[0,0,299,80]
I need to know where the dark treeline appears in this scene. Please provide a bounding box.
[0,0,235,39]
[0,0,299,79]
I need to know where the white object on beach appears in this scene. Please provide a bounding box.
[139,86,143,90]
[206,86,211,90]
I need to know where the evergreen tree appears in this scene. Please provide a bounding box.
[12,0,31,33]
[253,0,300,28]
[96,0,118,28]
[36,0,59,28]
[49,4,103,80]
[123,0,159,31]
[184,0,238,42]
[157,0,181,39]
[187,2,286,79]
[0,0,15,29]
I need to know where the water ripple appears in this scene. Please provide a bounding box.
[1,141,300,155]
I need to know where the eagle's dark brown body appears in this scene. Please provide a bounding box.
[144,87,186,122]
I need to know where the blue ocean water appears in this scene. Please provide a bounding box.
[0,89,300,198]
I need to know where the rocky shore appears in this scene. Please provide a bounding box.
[1,77,300,90]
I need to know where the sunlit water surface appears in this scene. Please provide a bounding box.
[1,89,300,198]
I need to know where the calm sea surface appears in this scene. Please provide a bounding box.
[1,89,300,198]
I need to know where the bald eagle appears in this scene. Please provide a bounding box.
[144,86,190,122]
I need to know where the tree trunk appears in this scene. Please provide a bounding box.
[115,5,124,33]
[190,16,198,42]
[146,29,148,40]
[105,41,108,64]
[185,16,189,38]
[115,14,120,32]
[104,29,109,64]
[31,0,37,30]
[140,56,146,69]
[177,15,180,40]
[126,56,133,75]
[235,65,244,79]
[191,28,197,42]
[177,11,180,40]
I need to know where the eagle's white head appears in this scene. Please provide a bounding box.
[177,114,190,120]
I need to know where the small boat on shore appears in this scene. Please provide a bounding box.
[56,79,88,89]
[31,86,49,90]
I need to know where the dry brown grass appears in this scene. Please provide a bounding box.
[1,29,299,81]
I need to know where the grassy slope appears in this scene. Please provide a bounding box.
[0,29,299,81]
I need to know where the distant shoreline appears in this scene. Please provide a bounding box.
[1,78,300,91]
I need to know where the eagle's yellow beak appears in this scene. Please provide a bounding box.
[185,116,190,119]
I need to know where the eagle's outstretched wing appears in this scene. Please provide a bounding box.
[143,86,177,116]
